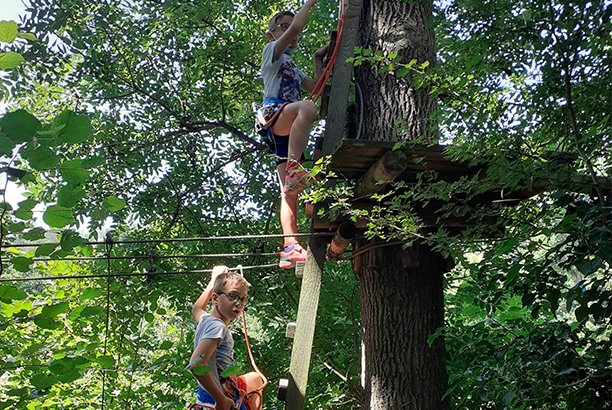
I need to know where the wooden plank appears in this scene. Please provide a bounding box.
[329,139,477,181]
[321,0,363,156]
[285,234,326,410]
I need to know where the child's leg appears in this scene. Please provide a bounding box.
[276,163,299,245]
[270,100,317,161]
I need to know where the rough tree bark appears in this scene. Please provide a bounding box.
[355,0,437,142]
[353,0,449,409]
[356,243,449,410]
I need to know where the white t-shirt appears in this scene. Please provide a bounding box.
[261,41,307,102]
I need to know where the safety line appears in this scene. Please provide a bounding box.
[309,0,347,102]
[0,263,279,283]
[30,252,279,263]
[1,232,334,249]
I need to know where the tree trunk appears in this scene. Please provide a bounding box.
[355,242,449,410]
[355,0,437,143]
[353,0,448,409]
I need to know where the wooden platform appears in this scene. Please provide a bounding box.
[328,139,476,182]
[313,139,543,230]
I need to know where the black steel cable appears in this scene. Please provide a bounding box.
[1,232,334,249]
[30,252,279,263]
[0,263,279,283]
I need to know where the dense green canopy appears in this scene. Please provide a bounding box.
[0,0,610,408]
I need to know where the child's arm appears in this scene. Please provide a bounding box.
[273,0,319,59]
[192,265,229,323]
[189,338,236,410]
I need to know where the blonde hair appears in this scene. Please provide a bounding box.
[268,10,294,32]
[213,272,250,294]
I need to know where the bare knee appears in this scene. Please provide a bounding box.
[302,100,317,122]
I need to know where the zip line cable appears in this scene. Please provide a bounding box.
[1,232,334,249]
[30,252,280,263]
[0,263,279,283]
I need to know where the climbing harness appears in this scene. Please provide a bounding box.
[254,0,348,130]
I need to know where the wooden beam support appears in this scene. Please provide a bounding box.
[326,221,357,261]
[354,150,408,197]
[321,0,364,155]
[285,234,326,410]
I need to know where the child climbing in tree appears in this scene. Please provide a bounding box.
[256,0,329,268]
[188,266,264,410]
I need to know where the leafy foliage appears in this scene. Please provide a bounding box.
[1,0,610,409]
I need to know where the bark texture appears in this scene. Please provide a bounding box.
[355,0,437,142]
[356,243,449,410]
[352,1,448,408]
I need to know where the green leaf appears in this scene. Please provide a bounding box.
[0,109,41,143]
[159,341,173,350]
[30,373,57,389]
[52,110,93,144]
[575,303,589,322]
[19,32,37,41]
[427,326,444,347]
[502,391,515,406]
[102,196,126,212]
[58,185,86,208]
[6,387,28,397]
[7,222,26,232]
[396,66,409,78]
[13,210,33,220]
[60,230,83,251]
[11,256,33,272]
[56,369,81,383]
[23,146,59,170]
[193,365,211,376]
[59,159,90,185]
[80,288,102,301]
[34,317,62,330]
[497,238,518,255]
[80,306,104,317]
[0,133,16,155]
[0,284,27,302]
[43,205,74,228]
[95,355,115,369]
[0,52,24,69]
[36,243,58,257]
[17,198,37,211]
[504,264,521,286]
[221,364,240,378]
[23,227,46,240]
[0,21,19,43]
[145,312,155,322]
[41,301,69,317]
[462,305,482,315]
[49,357,76,375]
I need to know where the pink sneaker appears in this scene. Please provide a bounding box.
[283,161,312,193]
[279,241,307,268]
